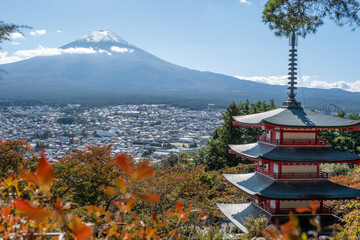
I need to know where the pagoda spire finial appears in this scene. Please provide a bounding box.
[282,32,301,108]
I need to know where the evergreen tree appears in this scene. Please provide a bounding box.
[194,100,276,170]
[263,0,360,38]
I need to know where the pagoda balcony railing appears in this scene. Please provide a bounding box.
[257,136,327,146]
[254,165,329,179]
[258,202,333,215]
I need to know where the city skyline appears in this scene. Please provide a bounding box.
[1,0,360,92]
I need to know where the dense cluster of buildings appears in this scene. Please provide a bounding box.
[0,104,222,163]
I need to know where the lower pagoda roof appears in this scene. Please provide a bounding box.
[217,202,339,235]
[224,172,360,200]
[229,143,360,163]
[216,203,271,233]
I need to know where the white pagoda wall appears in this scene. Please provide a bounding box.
[283,132,316,140]
[282,165,317,173]
[279,200,312,209]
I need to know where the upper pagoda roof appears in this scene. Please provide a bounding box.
[224,172,360,200]
[233,107,360,128]
[229,143,360,163]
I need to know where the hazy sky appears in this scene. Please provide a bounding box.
[1,0,360,92]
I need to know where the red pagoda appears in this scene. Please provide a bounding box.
[217,34,360,233]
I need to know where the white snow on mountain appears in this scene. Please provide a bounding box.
[80,30,129,45]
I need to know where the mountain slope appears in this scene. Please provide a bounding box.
[1,30,359,110]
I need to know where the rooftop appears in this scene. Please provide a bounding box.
[233,107,360,129]
[224,172,360,200]
[229,143,360,163]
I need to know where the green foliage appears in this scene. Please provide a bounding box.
[263,0,360,38]
[52,145,119,208]
[56,116,89,125]
[194,100,275,171]
[32,130,53,139]
[241,215,269,239]
[0,140,38,177]
[0,21,30,78]
[320,163,352,177]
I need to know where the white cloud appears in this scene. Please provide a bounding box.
[14,45,97,58]
[30,29,47,36]
[239,0,251,4]
[11,42,20,45]
[56,30,63,33]
[111,46,134,53]
[99,49,112,55]
[1,46,98,64]
[235,75,360,92]
[9,32,24,39]
[235,75,289,85]
[0,52,24,64]
[310,80,360,92]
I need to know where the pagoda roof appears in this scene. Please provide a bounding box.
[216,203,271,233]
[233,107,360,128]
[229,143,360,163]
[217,202,338,235]
[224,172,360,200]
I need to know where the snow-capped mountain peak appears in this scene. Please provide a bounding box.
[80,30,129,45]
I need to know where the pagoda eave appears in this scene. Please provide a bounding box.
[233,121,360,131]
[224,173,360,200]
[229,143,360,164]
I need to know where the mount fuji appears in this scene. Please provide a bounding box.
[1,30,359,109]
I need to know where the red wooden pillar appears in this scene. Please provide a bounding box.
[276,200,280,213]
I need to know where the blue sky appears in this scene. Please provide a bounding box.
[1,0,360,92]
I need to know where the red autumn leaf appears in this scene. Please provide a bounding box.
[13,199,50,221]
[152,213,157,222]
[133,162,154,180]
[295,206,312,213]
[71,217,92,240]
[113,153,132,176]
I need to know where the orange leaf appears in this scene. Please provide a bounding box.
[145,194,160,204]
[36,150,55,188]
[19,170,37,183]
[295,206,311,213]
[133,162,154,180]
[13,199,50,221]
[113,153,132,176]
[310,200,320,214]
[104,186,118,196]
[114,177,126,193]
[175,202,184,215]
[280,220,297,233]
[71,217,92,240]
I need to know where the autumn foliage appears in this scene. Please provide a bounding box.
[0,143,210,239]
